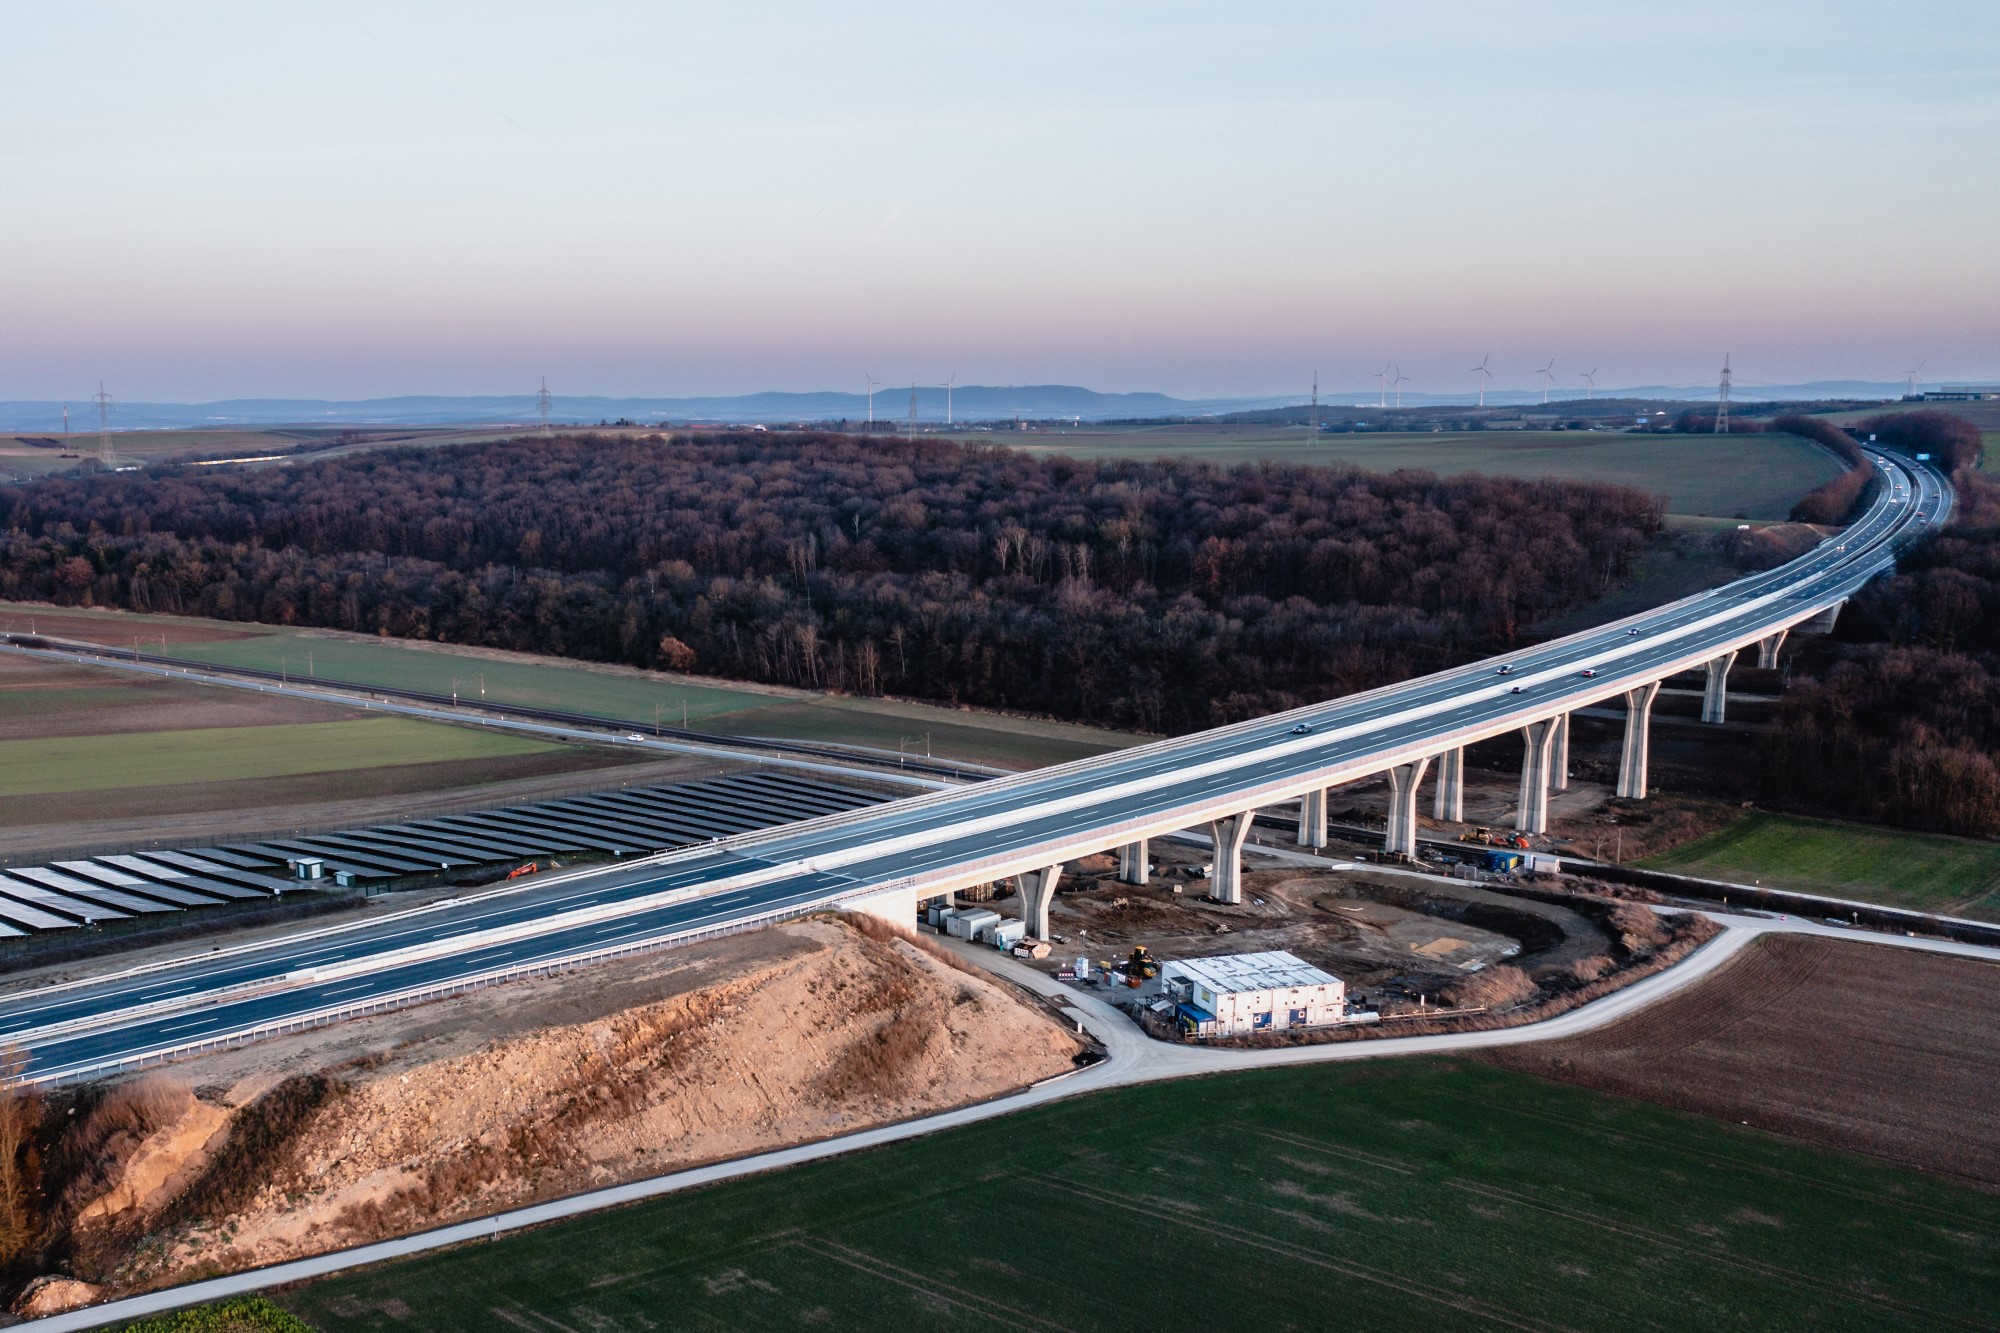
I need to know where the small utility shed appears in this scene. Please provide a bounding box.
[1162,950,1346,1037]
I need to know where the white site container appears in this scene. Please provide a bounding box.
[988,919,1026,949]
[947,909,1001,941]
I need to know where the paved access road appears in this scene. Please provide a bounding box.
[0,449,1949,1084]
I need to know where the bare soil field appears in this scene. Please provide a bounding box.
[8,917,1081,1315]
[1481,933,2000,1188]
[0,606,265,645]
[0,655,352,742]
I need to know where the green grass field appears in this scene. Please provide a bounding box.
[1641,811,2000,919]
[0,716,562,799]
[155,633,784,729]
[981,427,1841,519]
[2,601,1144,769]
[277,1059,1995,1332]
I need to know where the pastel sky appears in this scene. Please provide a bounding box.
[3,1,1995,401]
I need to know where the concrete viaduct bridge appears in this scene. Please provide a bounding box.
[0,449,1947,1085]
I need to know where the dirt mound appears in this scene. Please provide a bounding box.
[29,916,1080,1303]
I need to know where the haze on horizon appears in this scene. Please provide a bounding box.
[3,1,1995,405]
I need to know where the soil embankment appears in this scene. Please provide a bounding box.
[6,916,1081,1313]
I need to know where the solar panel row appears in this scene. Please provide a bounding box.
[0,774,887,940]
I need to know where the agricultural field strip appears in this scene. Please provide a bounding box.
[0,641,951,791]
[35,914,2000,1333]
[0,453,1941,1075]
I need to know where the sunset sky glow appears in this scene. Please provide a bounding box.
[3,1,1996,401]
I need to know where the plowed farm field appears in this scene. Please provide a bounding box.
[1482,932,2000,1189]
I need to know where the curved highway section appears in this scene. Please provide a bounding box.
[0,448,1950,1085]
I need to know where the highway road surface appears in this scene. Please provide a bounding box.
[0,447,1950,1085]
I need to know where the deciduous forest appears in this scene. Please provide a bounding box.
[0,434,1662,731]
[1760,412,2000,833]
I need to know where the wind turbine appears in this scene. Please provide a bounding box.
[1471,354,1493,408]
[1904,359,1926,397]
[865,374,880,426]
[1390,365,1408,409]
[1579,367,1598,400]
[1537,358,1556,404]
[944,374,956,426]
[1376,364,1392,409]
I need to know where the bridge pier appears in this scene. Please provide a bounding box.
[1384,757,1432,858]
[1515,719,1557,834]
[1801,600,1844,635]
[1617,681,1660,799]
[1701,651,1735,724]
[1551,712,1571,792]
[1207,812,1254,903]
[1756,628,1788,670]
[1432,747,1464,823]
[1296,788,1328,848]
[1117,839,1149,886]
[1021,864,1063,940]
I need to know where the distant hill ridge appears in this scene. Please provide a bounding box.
[0,379,1917,431]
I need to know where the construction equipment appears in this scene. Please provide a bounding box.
[1125,945,1159,981]
[505,862,539,880]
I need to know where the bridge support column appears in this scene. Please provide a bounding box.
[1117,840,1149,886]
[1207,812,1254,903]
[1551,712,1571,792]
[1801,601,1844,635]
[1516,720,1557,835]
[1432,747,1464,823]
[1756,628,1789,670]
[1384,757,1433,859]
[1701,651,1735,724]
[1021,864,1063,940]
[1617,682,1660,799]
[1297,788,1328,849]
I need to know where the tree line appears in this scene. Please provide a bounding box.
[0,433,1664,732]
[1760,412,2000,833]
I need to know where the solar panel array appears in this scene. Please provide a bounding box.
[0,773,888,939]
